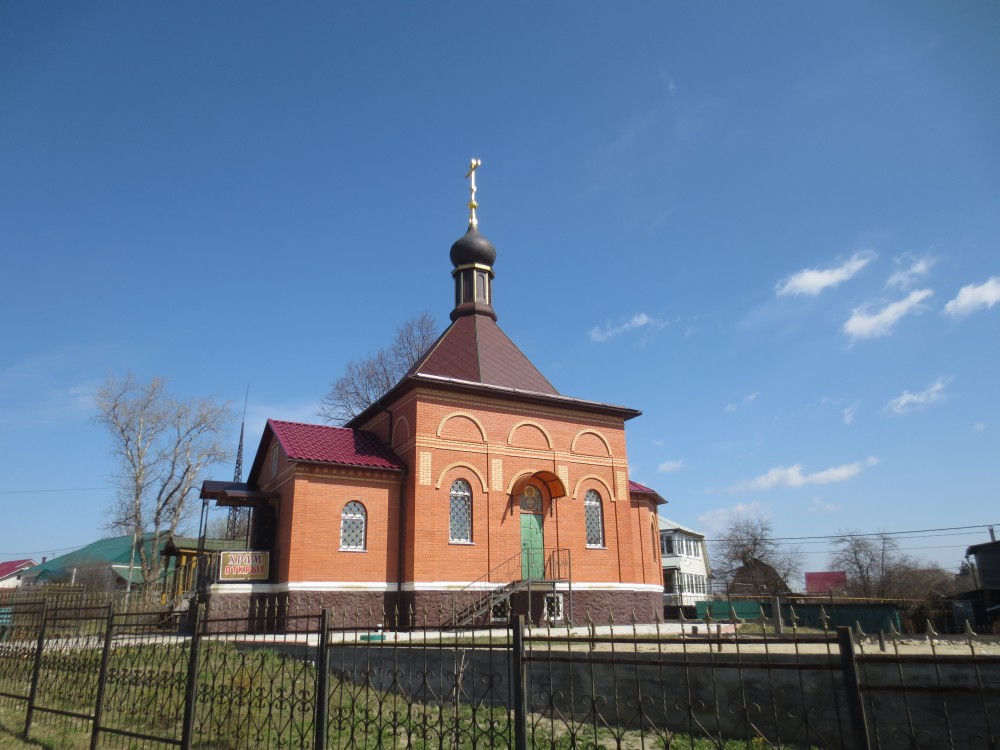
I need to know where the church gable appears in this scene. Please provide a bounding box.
[247,419,404,488]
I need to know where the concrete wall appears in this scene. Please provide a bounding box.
[308,643,1000,749]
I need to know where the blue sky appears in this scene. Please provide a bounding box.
[2,2,998,576]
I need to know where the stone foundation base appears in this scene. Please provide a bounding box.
[194,587,662,633]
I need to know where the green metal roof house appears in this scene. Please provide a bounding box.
[20,533,165,587]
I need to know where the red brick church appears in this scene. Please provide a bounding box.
[200,164,665,626]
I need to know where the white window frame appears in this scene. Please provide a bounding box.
[449,479,473,544]
[544,593,564,623]
[584,490,605,548]
[340,501,367,551]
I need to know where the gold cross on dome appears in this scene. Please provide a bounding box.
[465,158,482,228]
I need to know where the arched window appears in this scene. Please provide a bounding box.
[449,479,472,543]
[584,490,604,547]
[340,501,366,551]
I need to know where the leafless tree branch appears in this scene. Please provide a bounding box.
[829,529,961,601]
[712,516,802,595]
[95,373,233,584]
[318,311,438,424]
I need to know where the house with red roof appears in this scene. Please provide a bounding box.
[0,559,36,588]
[199,172,666,627]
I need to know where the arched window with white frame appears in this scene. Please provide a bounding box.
[584,489,604,547]
[340,501,366,551]
[449,479,473,543]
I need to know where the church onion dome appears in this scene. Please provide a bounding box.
[449,226,496,268]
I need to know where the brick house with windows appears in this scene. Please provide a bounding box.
[200,186,665,627]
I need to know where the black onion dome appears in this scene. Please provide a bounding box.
[449,226,496,268]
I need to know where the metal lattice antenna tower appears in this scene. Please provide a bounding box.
[233,422,245,482]
[226,387,250,541]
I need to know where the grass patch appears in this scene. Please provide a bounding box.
[0,704,89,750]
[4,638,826,749]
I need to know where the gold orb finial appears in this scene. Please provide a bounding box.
[465,158,482,228]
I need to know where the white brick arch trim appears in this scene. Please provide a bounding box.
[436,411,488,442]
[435,462,488,492]
[506,420,553,449]
[570,429,613,456]
[572,474,617,502]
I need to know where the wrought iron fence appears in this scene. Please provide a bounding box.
[1,599,998,749]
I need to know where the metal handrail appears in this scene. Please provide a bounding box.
[450,547,572,626]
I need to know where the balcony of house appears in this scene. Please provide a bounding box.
[659,521,712,613]
[662,567,712,609]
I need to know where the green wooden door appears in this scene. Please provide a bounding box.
[520,513,544,579]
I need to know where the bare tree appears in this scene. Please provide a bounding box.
[319,312,438,424]
[712,516,802,595]
[95,374,233,584]
[830,530,963,600]
[829,530,899,597]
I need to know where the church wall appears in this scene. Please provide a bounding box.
[629,496,665,588]
[281,469,402,585]
[257,436,295,583]
[399,387,653,594]
[216,389,662,627]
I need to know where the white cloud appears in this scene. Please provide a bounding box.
[809,498,841,513]
[659,71,677,94]
[883,377,950,416]
[730,457,879,492]
[775,250,876,297]
[886,255,936,290]
[725,392,760,413]
[588,313,665,342]
[842,403,858,426]
[843,289,933,341]
[698,501,767,532]
[657,459,686,474]
[943,277,1000,319]
[974,423,987,432]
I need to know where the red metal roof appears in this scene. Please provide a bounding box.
[269,420,404,471]
[628,480,656,494]
[0,559,35,580]
[410,315,559,395]
[628,480,667,505]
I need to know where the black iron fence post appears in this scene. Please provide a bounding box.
[837,625,872,750]
[314,608,331,750]
[89,604,116,750]
[511,614,527,750]
[180,601,203,750]
[23,600,48,739]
